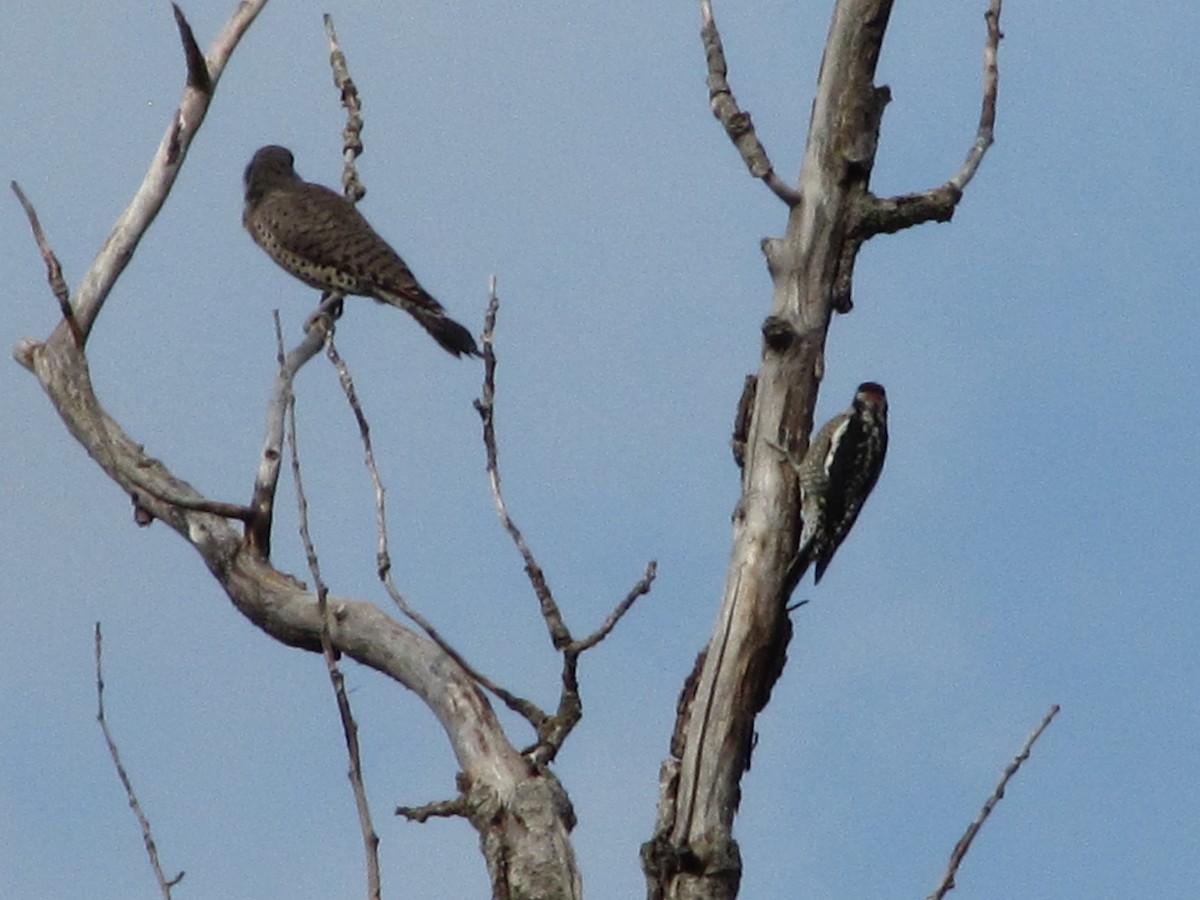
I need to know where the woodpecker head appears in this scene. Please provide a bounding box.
[853,382,888,421]
[244,145,298,202]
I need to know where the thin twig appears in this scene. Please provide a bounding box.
[284,328,382,900]
[324,14,365,202]
[469,280,655,764]
[529,557,658,765]
[10,181,82,348]
[949,0,1004,193]
[94,624,183,898]
[928,703,1060,900]
[473,281,572,650]
[395,797,469,822]
[321,335,548,727]
[699,0,800,205]
[570,561,658,653]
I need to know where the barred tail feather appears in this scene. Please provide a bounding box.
[412,306,481,358]
[377,289,480,358]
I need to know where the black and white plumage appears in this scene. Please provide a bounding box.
[793,382,889,584]
[242,145,479,357]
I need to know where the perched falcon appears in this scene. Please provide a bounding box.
[792,382,889,584]
[242,145,479,357]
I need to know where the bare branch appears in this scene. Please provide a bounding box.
[94,624,184,898]
[247,300,342,555]
[324,14,365,202]
[858,0,1004,237]
[285,340,383,900]
[17,7,577,892]
[171,4,212,95]
[473,283,572,650]
[10,181,82,348]
[320,332,548,728]
[396,797,469,822]
[20,130,578,900]
[700,0,800,205]
[10,1,268,353]
[570,561,658,653]
[949,0,1004,193]
[526,561,659,765]
[928,704,1060,900]
[127,485,254,523]
[468,279,652,767]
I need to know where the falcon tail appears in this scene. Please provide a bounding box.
[413,307,481,358]
[377,290,481,357]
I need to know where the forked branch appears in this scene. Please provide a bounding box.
[858,0,1004,237]
[474,281,657,764]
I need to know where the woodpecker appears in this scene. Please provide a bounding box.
[792,382,889,584]
[242,145,480,357]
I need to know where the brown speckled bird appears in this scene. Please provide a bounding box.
[243,145,479,357]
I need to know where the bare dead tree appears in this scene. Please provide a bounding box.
[640,2,1015,899]
[12,1,1055,899]
[12,4,647,897]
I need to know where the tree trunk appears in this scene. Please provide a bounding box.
[644,3,900,897]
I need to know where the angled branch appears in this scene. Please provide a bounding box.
[10,182,81,348]
[700,0,800,205]
[94,624,184,898]
[473,286,572,650]
[570,561,658,654]
[473,281,654,765]
[528,560,659,766]
[396,796,469,822]
[246,306,337,555]
[858,0,1004,238]
[128,485,255,524]
[928,704,1060,900]
[321,333,548,729]
[11,0,268,351]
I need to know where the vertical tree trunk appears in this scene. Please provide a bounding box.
[645,3,897,897]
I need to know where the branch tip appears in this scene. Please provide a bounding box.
[94,623,181,895]
[699,4,799,205]
[11,181,82,348]
[857,0,1003,237]
[172,4,212,93]
[324,13,365,200]
[928,703,1059,900]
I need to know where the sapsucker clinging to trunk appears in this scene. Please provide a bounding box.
[242,145,480,358]
[792,382,889,585]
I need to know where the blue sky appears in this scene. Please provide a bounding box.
[3,1,1199,897]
